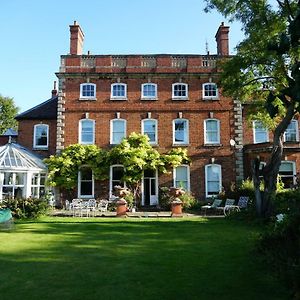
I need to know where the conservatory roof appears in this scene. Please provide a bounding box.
[0,143,46,171]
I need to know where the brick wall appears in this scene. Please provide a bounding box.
[17,119,57,158]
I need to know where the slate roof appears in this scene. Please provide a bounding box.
[16,96,58,120]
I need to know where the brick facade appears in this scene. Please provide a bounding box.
[16,22,248,202]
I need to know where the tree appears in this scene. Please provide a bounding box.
[45,144,108,191]
[204,0,300,217]
[108,133,190,206]
[0,95,19,134]
[44,134,190,206]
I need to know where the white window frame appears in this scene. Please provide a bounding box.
[202,83,219,100]
[78,166,94,198]
[284,120,299,142]
[253,121,269,144]
[141,83,157,100]
[205,164,222,198]
[79,83,96,100]
[33,124,49,149]
[78,119,95,145]
[110,119,126,144]
[31,173,46,198]
[172,83,188,100]
[173,119,189,145]
[141,119,158,145]
[279,160,296,187]
[173,165,190,191]
[204,119,220,144]
[109,165,126,198]
[110,83,127,100]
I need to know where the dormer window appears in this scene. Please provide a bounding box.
[33,124,49,149]
[111,83,127,100]
[172,83,188,100]
[141,83,157,100]
[80,83,96,100]
[203,83,218,100]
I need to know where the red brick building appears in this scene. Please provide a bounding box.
[16,22,246,204]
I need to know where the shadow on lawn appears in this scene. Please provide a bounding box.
[0,218,289,300]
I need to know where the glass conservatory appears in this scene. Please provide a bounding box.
[0,142,47,200]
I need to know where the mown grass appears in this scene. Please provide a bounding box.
[0,217,289,300]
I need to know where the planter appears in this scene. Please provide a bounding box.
[169,187,185,197]
[116,199,127,217]
[171,199,183,217]
[114,186,130,198]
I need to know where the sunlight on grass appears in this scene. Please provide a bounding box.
[0,217,288,300]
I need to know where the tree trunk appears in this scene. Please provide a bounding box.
[252,157,262,217]
[254,103,295,218]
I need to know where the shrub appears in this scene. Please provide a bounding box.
[179,192,197,210]
[0,197,49,219]
[124,191,134,209]
[274,188,300,215]
[256,212,300,299]
[158,187,171,210]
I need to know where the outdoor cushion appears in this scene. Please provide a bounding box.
[0,209,12,223]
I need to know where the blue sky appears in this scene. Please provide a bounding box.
[0,0,243,113]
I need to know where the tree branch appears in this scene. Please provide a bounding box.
[242,76,279,87]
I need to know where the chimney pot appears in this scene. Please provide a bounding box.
[51,81,57,97]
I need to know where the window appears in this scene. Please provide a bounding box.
[111,83,127,100]
[172,83,188,100]
[253,121,269,144]
[203,83,218,100]
[78,167,94,198]
[279,161,296,188]
[31,173,46,198]
[204,119,220,144]
[173,119,189,145]
[110,119,126,144]
[174,165,190,191]
[2,172,26,199]
[141,83,157,100]
[205,164,222,197]
[33,124,49,149]
[284,120,299,142]
[80,83,96,99]
[110,165,125,197]
[142,119,158,144]
[79,119,95,145]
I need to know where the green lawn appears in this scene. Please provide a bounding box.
[0,217,289,300]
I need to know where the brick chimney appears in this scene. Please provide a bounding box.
[215,22,230,56]
[69,21,84,55]
[51,81,57,97]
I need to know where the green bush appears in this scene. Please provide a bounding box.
[0,197,49,219]
[257,212,300,299]
[158,187,171,210]
[124,191,134,209]
[274,188,300,214]
[179,192,197,210]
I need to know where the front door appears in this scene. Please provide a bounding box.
[142,169,158,206]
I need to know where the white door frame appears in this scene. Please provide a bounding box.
[141,170,158,206]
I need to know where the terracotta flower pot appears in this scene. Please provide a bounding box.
[171,199,183,217]
[116,199,127,217]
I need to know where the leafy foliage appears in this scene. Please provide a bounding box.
[257,212,300,298]
[44,134,190,202]
[205,0,300,218]
[0,197,49,219]
[45,144,108,190]
[0,95,19,133]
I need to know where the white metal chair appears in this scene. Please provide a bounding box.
[88,199,97,217]
[71,199,82,217]
[216,199,235,215]
[98,199,109,213]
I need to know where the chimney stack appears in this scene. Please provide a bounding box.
[69,21,84,55]
[51,81,57,97]
[215,22,229,56]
